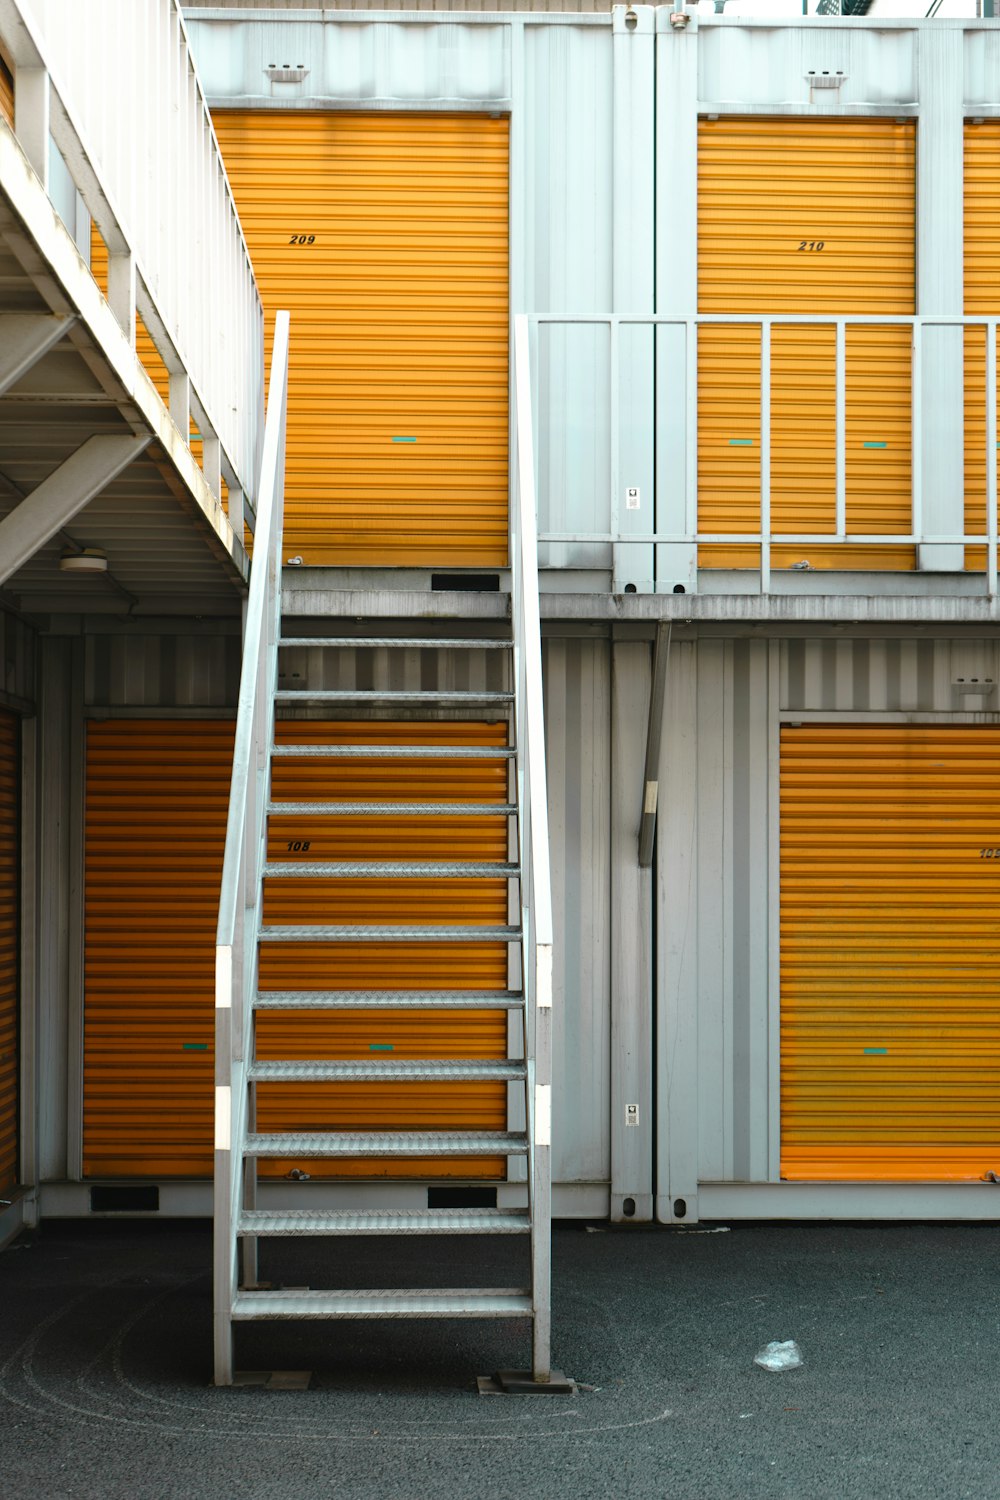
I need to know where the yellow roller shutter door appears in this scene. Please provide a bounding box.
[0,57,13,130]
[964,121,1000,572]
[84,720,508,1179]
[0,710,18,1195]
[84,721,234,1177]
[698,118,915,571]
[211,111,510,568]
[781,725,1000,1182]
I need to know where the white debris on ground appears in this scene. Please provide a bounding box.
[754,1340,804,1372]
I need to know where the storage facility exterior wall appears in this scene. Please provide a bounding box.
[13,10,1000,1231]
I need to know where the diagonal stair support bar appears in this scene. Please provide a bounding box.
[0,311,76,395]
[638,622,671,868]
[0,432,149,583]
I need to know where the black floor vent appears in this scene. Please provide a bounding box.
[427,1186,499,1209]
[90,1185,160,1213]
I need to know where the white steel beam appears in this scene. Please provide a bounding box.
[0,432,150,583]
[13,65,49,188]
[611,4,655,595]
[0,312,75,396]
[654,5,699,592]
[916,28,964,572]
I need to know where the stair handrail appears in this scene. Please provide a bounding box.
[511,312,554,1380]
[213,310,289,1382]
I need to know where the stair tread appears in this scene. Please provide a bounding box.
[267,801,517,816]
[231,1288,534,1319]
[258,923,521,942]
[270,744,515,759]
[280,637,511,650]
[237,1208,530,1235]
[248,1059,526,1081]
[254,991,525,1010]
[264,861,520,879]
[275,690,513,703]
[244,1130,528,1156]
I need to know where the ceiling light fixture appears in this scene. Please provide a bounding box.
[59,547,109,575]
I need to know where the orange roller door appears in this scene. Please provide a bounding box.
[84,719,509,1180]
[698,118,915,572]
[964,122,1000,572]
[0,710,19,1196]
[781,725,1000,1182]
[84,721,235,1177]
[211,111,509,567]
[1,57,13,130]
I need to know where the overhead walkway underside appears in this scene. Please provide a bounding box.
[0,125,247,621]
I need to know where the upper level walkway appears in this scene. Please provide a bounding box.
[0,0,260,619]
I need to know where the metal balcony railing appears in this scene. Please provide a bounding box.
[529,313,1000,594]
[0,0,264,522]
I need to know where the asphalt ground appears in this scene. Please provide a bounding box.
[2,1217,999,1500]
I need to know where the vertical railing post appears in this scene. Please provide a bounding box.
[835,319,847,540]
[685,318,698,548]
[987,320,997,598]
[760,320,772,594]
[911,319,923,549]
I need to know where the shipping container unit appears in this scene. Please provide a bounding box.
[5,2,1000,1266]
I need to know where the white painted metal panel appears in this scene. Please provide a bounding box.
[543,637,611,1187]
[187,15,512,103]
[84,633,242,709]
[697,19,916,111]
[780,637,999,712]
[964,26,1000,110]
[521,20,615,570]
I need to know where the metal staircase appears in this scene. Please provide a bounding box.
[213,313,555,1387]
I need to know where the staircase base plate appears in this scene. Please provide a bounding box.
[232,1370,312,1390]
[477,1370,578,1396]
